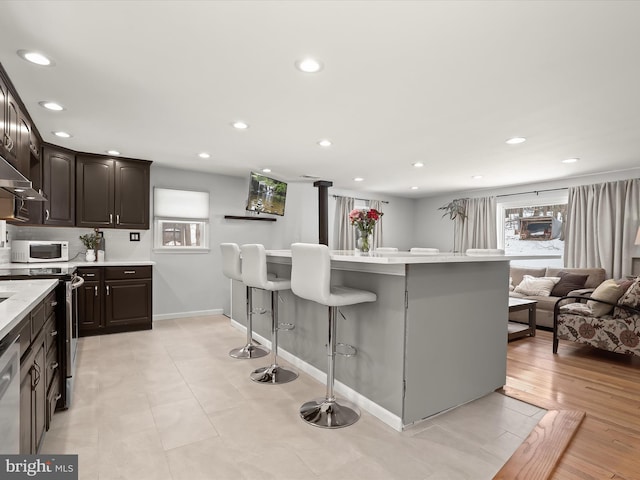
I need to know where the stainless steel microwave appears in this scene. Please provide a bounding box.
[10,240,69,263]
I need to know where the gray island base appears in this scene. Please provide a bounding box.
[230,250,510,431]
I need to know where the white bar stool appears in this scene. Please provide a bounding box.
[290,243,377,428]
[241,244,298,385]
[220,243,268,359]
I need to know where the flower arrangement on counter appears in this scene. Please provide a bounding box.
[349,208,383,253]
[79,233,100,250]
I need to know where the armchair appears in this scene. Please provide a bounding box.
[553,293,640,357]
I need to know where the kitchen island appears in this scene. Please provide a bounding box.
[230,250,516,430]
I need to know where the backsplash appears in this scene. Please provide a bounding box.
[5,224,151,262]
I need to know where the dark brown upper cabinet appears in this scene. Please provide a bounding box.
[76,155,150,229]
[42,145,75,226]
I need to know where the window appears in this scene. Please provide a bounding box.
[497,192,567,267]
[154,188,209,251]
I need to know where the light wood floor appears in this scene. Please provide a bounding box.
[503,329,640,480]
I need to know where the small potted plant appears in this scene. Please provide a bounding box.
[79,232,99,262]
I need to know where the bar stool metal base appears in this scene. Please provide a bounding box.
[250,364,298,384]
[299,397,361,428]
[229,344,269,359]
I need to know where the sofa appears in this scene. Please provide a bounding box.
[509,266,607,329]
[553,278,640,356]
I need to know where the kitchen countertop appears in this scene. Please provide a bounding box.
[266,249,560,264]
[0,260,155,269]
[0,279,59,340]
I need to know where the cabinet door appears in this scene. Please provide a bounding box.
[0,75,7,158]
[32,339,46,454]
[114,160,149,229]
[20,358,32,454]
[76,156,114,228]
[77,280,103,335]
[104,279,152,328]
[4,89,20,166]
[43,146,75,226]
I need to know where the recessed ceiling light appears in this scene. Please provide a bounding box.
[53,131,71,138]
[354,177,364,182]
[317,139,332,147]
[506,137,526,145]
[562,158,579,163]
[295,58,323,73]
[412,162,424,168]
[232,121,248,130]
[410,186,419,190]
[198,152,210,159]
[107,150,121,156]
[472,175,483,179]
[17,50,53,66]
[262,168,271,173]
[39,101,64,111]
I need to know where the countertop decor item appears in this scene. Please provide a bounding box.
[349,208,383,254]
[79,232,100,262]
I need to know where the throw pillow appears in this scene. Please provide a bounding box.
[587,279,627,317]
[560,302,593,315]
[614,278,640,319]
[513,275,561,296]
[551,272,589,297]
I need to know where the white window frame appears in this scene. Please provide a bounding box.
[153,188,210,253]
[496,191,568,252]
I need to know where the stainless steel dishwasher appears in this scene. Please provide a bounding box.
[0,335,20,453]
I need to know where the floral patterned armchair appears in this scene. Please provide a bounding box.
[553,279,640,356]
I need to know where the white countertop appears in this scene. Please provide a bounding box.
[0,260,155,269]
[266,249,560,264]
[0,279,59,341]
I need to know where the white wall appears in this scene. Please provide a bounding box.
[414,168,640,256]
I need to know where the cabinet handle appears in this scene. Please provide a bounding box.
[45,209,50,221]
[109,213,113,224]
[32,362,41,388]
[50,301,58,307]
[124,270,136,274]
[106,285,110,295]
[116,214,120,224]
[4,133,13,151]
[94,286,98,296]
[50,330,58,337]
[84,273,95,277]
[55,393,62,401]
[50,362,59,370]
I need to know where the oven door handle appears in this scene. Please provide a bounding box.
[70,275,85,290]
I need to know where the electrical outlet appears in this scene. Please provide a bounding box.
[130,232,140,241]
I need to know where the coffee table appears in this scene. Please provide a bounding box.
[508,297,537,341]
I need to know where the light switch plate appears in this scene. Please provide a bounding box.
[130,232,140,241]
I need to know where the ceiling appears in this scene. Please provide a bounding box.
[1,1,639,198]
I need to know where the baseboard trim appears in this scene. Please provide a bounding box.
[229,318,403,431]
[153,309,224,321]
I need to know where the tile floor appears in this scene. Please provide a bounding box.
[41,315,545,480]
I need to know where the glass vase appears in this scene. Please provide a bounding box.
[355,231,373,255]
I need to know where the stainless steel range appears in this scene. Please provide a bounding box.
[0,265,84,408]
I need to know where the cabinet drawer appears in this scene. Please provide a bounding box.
[78,268,102,281]
[45,345,59,393]
[18,317,32,359]
[46,373,61,431]
[44,290,58,319]
[105,265,151,280]
[30,300,46,339]
[43,315,58,354]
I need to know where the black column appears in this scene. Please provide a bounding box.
[313,180,333,245]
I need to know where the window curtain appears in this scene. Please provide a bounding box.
[564,179,640,278]
[370,200,384,249]
[336,196,355,250]
[454,196,497,253]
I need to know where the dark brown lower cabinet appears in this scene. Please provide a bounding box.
[19,289,59,454]
[78,265,152,336]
